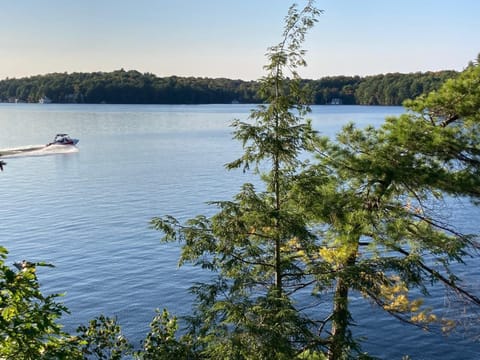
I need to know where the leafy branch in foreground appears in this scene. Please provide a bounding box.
[0,246,82,359]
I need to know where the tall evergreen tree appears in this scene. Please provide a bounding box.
[151,2,325,358]
[293,57,480,359]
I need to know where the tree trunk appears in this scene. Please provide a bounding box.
[328,249,357,360]
[328,275,350,360]
[273,108,282,295]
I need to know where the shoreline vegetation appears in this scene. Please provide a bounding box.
[0,68,457,106]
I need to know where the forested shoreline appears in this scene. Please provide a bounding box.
[0,68,457,105]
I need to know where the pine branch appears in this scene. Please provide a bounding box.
[392,246,480,306]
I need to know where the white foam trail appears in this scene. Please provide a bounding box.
[0,144,79,158]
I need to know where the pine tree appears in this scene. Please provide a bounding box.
[294,57,480,359]
[151,2,325,358]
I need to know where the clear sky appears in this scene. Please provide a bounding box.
[0,0,478,81]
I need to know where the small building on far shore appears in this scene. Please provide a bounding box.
[39,96,52,104]
[329,98,342,105]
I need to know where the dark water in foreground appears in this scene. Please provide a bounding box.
[0,104,478,359]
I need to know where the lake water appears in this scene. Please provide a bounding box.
[1,104,479,359]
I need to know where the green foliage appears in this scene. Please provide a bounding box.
[0,246,197,359]
[151,1,327,358]
[199,291,315,360]
[353,71,457,105]
[293,56,480,359]
[136,309,194,360]
[0,246,80,359]
[0,69,456,105]
[0,71,261,104]
[76,315,132,359]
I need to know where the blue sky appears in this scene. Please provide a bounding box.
[0,0,478,80]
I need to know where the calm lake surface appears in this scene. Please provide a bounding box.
[1,104,479,359]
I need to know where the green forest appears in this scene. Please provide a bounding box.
[0,68,457,106]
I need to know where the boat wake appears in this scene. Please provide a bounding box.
[0,144,79,158]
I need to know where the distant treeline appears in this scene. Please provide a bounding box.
[0,69,458,105]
